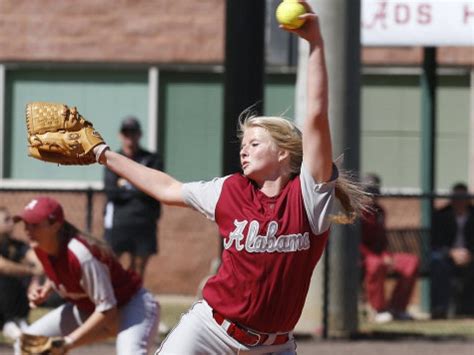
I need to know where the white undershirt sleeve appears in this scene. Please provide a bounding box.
[80,258,117,313]
[300,163,338,235]
[182,176,230,221]
[68,239,117,313]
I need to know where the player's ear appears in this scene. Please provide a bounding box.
[278,149,290,162]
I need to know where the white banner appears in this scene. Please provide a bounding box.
[362,0,474,46]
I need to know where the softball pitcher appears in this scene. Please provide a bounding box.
[91,3,369,354]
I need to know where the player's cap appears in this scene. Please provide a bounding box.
[14,197,64,224]
[120,116,141,133]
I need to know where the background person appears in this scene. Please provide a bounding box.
[431,182,474,318]
[0,207,43,341]
[360,174,419,323]
[14,197,159,355]
[103,116,163,278]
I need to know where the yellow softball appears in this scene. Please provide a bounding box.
[275,0,307,30]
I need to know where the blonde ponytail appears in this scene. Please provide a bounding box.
[329,169,373,224]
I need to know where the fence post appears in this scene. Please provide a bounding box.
[420,47,437,313]
[86,188,93,233]
[322,239,330,339]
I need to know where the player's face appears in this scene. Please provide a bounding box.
[24,220,58,251]
[240,127,281,183]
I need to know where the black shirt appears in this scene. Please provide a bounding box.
[103,148,163,230]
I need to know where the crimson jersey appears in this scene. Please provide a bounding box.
[34,235,142,313]
[183,164,337,332]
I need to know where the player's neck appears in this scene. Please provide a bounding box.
[258,175,291,197]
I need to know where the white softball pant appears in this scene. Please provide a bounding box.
[17,288,159,355]
[156,299,296,355]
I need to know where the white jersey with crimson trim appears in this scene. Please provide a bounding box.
[182,163,337,332]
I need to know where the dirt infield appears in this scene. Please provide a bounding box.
[297,339,474,355]
[2,338,474,355]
